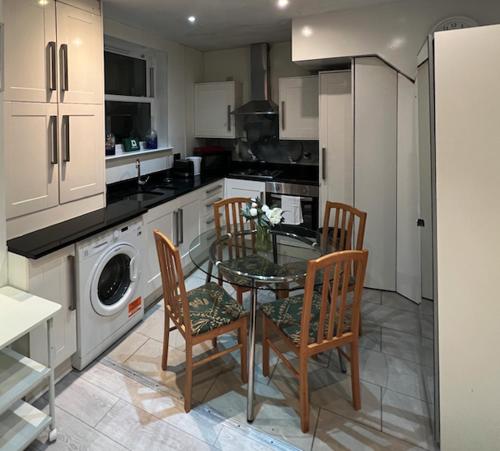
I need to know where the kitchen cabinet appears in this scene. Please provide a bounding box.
[58,0,101,15]
[319,71,353,220]
[143,203,175,299]
[194,81,241,138]
[224,178,265,202]
[279,76,319,140]
[202,181,224,231]
[4,102,59,219]
[4,0,58,103]
[58,103,105,204]
[176,197,202,267]
[7,246,77,368]
[56,1,104,105]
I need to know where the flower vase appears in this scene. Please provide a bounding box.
[255,224,272,252]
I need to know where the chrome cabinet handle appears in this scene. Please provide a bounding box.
[173,210,179,245]
[322,147,326,181]
[179,208,184,244]
[50,115,58,164]
[206,213,222,225]
[149,67,155,97]
[281,101,285,130]
[206,185,222,195]
[63,115,70,162]
[61,44,69,91]
[227,105,231,132]
[206,197,222,207]
[68,255,77,311]
[48,41,57,91]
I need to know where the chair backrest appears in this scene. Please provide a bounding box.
[321,202,367,253]
[300,249,368,350]
[153,229,191,336]
[213,197,255,259]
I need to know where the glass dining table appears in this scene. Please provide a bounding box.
[189,225,324,422]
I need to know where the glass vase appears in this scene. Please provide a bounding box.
[255,224,272,252]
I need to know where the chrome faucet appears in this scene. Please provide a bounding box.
[135,159,149,187]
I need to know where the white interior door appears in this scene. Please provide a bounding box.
[4,102,59,219]
[4,0,57,103]
[195,82,235,138]
[58,103,104,204]
[319,71,353,220]
[57,1,103,104]
[396,74,421,303]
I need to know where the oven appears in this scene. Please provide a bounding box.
[265,182,319,230]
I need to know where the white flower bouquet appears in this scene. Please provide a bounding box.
[241,197,283,251]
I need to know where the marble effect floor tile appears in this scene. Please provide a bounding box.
[381,292,419,313]
[382,328,433,367]
[107,331,149,364]
[313,408,426,451]
[95,399,213,450]
[362,303,420,336]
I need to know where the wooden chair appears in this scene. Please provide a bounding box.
[261,249,368,433]
[154,229,248,412]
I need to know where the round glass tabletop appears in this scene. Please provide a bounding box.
[189,225,324,291]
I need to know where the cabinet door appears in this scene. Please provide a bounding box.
[195,82,236,138]
[28,246,77,367]
[58,104,104,204]
[4,102,59,219]
[319,71,353,220]
[224,178,265,201]
[4,0,57,103]
[177,198,202,267]
[57,2,103,104]
[144,207,174,298]
[279,76,319,140]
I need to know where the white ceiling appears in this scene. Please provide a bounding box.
[103,0,400,51]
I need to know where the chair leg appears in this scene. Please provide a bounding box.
[212,337,218,349]
[262,317,270,378]
[299,356,310,433]
[184,344,193,413]
[162,314,170,371]
[239,319,248,383]
[337,348,347,373]
[350,340,361,411]
[359,316,363,336]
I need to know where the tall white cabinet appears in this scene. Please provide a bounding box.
[279,76,319,140]
[3,0,104,235]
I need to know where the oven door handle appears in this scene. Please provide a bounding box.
[269,193,314,202]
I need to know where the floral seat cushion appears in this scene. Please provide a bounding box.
[260,294,352,345]
[220,254,286,287]
[186,282,244,335]
[281,261,355,290]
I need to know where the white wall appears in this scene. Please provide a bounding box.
[292,0,500,79]
[203,41,311,104]
[0,0,7,286]
[103,18,203,181]
[435,24,500,450]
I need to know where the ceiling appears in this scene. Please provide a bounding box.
[103,0,400,51]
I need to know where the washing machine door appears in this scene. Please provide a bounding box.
[90,243,140,317]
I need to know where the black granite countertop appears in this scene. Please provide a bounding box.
[7,174,224,259]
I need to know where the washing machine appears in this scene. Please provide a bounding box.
[72,218,145,370]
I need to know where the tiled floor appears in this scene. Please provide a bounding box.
[30,270,437,450]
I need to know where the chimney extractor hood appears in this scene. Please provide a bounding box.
[232,43,278,116]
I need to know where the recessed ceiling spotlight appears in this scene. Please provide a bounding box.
[277,0,289,8]
[301,26,313,37]
[188,15,196,23]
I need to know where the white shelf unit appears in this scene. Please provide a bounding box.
[105,146,173,161]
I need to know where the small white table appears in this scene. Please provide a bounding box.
[0,286,61,450]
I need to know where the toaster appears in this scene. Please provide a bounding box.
[172,159,195,179]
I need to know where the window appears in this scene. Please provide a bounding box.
[104,36,164,148]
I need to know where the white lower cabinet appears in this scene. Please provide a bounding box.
[224,178,265,201]
[7,246,77,368]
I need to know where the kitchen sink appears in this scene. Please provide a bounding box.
[125,191,164,202]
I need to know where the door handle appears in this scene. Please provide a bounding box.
[48,41,57,91]
[281,101,285,130]
[179,208,184,244]
[50,115,58,164]
[68,255,77,311]
[173,210,179,246]
[63,115,70,162]
[60,43,69,91]
[227,105,231,132]
[322,147,326,181]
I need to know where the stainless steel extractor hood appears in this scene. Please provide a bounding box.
[232,43,278,116]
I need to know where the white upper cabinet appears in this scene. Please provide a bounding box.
[279,76,319,140]
[4,102,60,219]
[57,0,101,15]
[195,81,240,138]
[224,178,265,201]
[4,0,58,103]
[57,1,104,104]
[58,103,104,204]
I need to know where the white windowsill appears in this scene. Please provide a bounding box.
[105,146,173,161]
